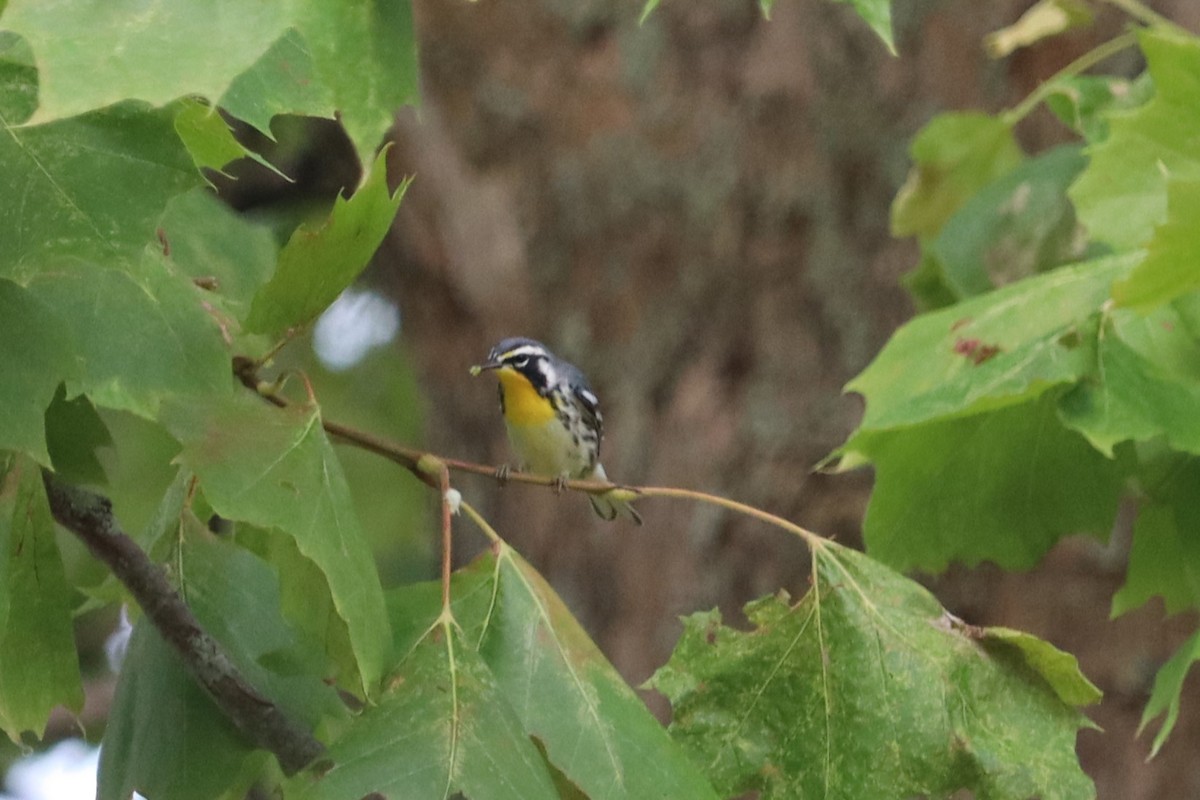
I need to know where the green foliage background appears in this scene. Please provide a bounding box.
[0,0,1195,798]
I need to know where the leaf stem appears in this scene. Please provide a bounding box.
[438,461,453,613]
[634,486,823,548]
[1002,30,1140,126]
[460,500,504,546]
[1100,0,1190,34]
[255,328,302,369]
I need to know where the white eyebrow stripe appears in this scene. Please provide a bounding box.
[501,345,547,359]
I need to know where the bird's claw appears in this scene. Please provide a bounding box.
[495,464,512,486]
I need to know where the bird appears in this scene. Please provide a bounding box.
[471,337,642,524]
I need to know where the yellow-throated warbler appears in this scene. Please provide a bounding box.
[472,337,642,524]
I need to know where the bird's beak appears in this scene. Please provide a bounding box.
[469,359,502,376]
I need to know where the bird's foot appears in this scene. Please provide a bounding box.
[494,464,512,486]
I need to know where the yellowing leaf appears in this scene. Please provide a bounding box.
[984,0,1094,58]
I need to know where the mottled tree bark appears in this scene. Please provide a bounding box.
[379,2,1200,797]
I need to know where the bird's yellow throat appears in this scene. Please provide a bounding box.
[496,368,557,425]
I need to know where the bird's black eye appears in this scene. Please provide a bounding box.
[512,356,530,369]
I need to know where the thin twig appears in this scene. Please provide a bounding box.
[234,357,636,497]
[41,471,325,775]
[1100,0,1191,34]
[634,486,823,548]
[1002,30,1139,125]
[438,461,453,612]
[235,358,826,548]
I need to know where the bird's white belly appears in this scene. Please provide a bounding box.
[505,418,591,478]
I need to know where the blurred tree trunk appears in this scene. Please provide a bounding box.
[379,2,1200,797]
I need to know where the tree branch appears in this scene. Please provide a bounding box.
[234,356,639,497]
[41,471,325,776]
[234,357,821,548]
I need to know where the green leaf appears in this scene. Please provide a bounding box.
[0,454,84,741]
[980,627,1102,707]
[638,0,662,25]
[136,467,190,557]
[1070,30,1200,249]
[932,145,1091,298]
[853,395,1126,571]
[638,0,891,48]
[900,250,960,311]
[457,546,720,800]
[4,1,416,165]
[380,548,719,800]
[0,280,79,465]
[79,466,190,617]
[1059,305,1200,456]
[649,540,1096,800]
[289,0,419,162]
[97,620,265,800]
[244,150,406,336]
[279,339,432,585]
[220,29,337,137]
[100,507,342,799]
[3,0,287,124]
[892,112,1022,239]
[173,98,282,178]
[831,0,894,54]
[164,393,390,696]
[1112,179,1200,311]
[0,103,199,276]
[0,32,37,125]
[25,254,232,420]
[843,254,1137,435]
[1044,73,1153,143]
[233,524,359,697]
[1111,459,1200,617]
[44,386,112,485]
[177,514,345,726]
[158,188,279,317]
[293,614,560,800]
[92,412,184,543]
[1140,629,1200,758]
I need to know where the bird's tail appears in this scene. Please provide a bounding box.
[587,463,643,525]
